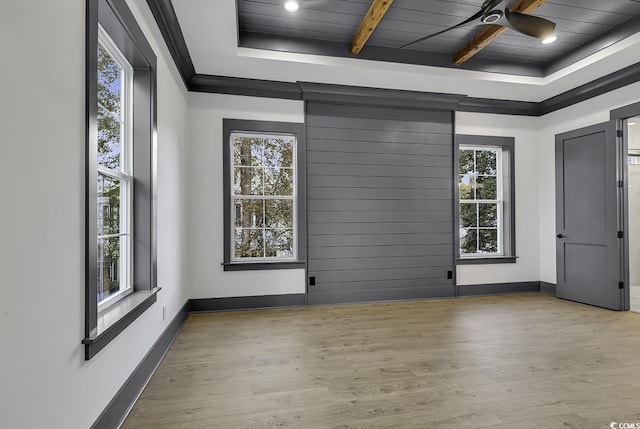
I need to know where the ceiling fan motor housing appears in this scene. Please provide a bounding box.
[483,10,503,24]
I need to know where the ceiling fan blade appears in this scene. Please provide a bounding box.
[400,0,507,49]
[400,13,482,49]
[503,8,556,38]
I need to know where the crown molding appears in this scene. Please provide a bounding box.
[148,0,640,117]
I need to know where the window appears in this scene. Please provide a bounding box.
[223,120,306,271]
[232,133,297,261]
[459,147,502,255]
[455,135,515,264]
[97,29,133,309]
[84,0,158,360]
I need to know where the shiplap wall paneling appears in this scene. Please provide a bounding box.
[306,102,455,305]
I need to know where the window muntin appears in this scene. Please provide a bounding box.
[230,132,297,261]
[459,146,503,257]
[97,28,133,308]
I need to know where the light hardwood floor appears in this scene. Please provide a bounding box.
[123,294,640,429]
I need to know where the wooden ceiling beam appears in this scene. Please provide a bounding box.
[452,0,549,65]
[350,0,394,55]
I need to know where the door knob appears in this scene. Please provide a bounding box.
[556,234,565,238]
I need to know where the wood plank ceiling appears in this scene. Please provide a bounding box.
[236,0,640,72]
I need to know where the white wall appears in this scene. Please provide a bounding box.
[0,1,189,428]
[186,93,306,299]
[537,81,640,283]
[185,96,543,294]
[455,113,541,285]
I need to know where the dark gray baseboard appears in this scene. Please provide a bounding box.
[191,283,549,310]
[540,282,557,296]
[307,285,456,306]
[457,281,541,297]
[190,293,307,312]
[91,300,190,429]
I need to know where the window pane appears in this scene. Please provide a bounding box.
[265,229,294,258]
[459,174,475,199]
[233,136,263,167]
[476,150,497,175]
[265,199,293,228]
[230,131,297,261]
[234,228,264,258]
[97,105,121,170]
[460,203,477,227]
[476,176,497,200]
[264,167,294,196]
[97,173,120,236]
[264,137,294,168]
[478,203,498,227]
[234,167,263,195]
[459,150,474,174]
[460,228,478,255]
[479,229,498,253]
[234,199,264,228]
[97,44,122,116]
[98,236,123,302]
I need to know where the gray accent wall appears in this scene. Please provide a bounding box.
[305,102,455,305]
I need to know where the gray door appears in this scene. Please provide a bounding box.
[306,102,455,305]
[555,121,623,310]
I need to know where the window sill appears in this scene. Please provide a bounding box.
[222,261,305,271]
[82,287,160,360]
[457,257,517,265]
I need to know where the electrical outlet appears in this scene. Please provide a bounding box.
[162,306,166,321]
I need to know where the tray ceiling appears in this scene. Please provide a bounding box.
[236,0,640,76]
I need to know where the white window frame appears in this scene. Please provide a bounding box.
[229,132,298,263]
[97,26,134,311]
[459,145,504,258]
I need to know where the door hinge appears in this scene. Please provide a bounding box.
[618,231,624,239]
[617,129,624,138]
[619,282,625,290]
[618,180,624,188]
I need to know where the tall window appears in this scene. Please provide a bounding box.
[456,135,515,263]
[459,147,502,256]
[85,0,157,360]
[97,29,133,308]
[222,119,305,271]
[231,133,297,261]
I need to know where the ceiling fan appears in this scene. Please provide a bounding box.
[400,0,556,49]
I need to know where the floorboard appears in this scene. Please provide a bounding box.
[122,294,640,428]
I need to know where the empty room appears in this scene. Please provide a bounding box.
[5,0,640,428]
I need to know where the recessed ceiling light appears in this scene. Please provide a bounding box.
[542,35,558,45]
[284,1,299,12]
[630,122,637,126]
